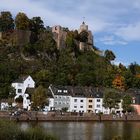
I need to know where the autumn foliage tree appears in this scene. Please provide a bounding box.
[112,75,126,91]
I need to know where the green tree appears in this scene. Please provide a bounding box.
[31,85,47,110]
[129,62,140,75]
[0,11,14,32]
[65,31,79,55]
[15,12,30,30]
[122,94,132,112]
[30,16,45,33]
[79,31,88,42]
[103,90,121,113]
[104,50,116,61]
[36,31,57,60]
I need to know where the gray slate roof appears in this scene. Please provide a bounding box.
[49,85,104,98]
[13,76,29,83]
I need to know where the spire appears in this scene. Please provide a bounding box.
[82,17,85,24]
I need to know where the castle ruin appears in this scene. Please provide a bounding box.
[52,22,94,51]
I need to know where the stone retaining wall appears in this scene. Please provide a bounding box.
[1,111,140,121]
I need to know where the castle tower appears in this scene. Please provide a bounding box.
[78,21,88,33]
[78,22,94,51]
[52,25,67,49]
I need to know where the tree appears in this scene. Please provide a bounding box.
[103,90,121,113]
[30,16,45,33]
[0,11,14,32]
[122,94,132,113]
[104,50,116,61]
[15,12,30,30]
[15,95,23,103]
[79,31,88,42]
[129,62,140,75]
[112,75,126,91]
[36,31,57,59]
[31,85,47,110]
[65,31,79,54]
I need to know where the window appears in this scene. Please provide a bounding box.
[63,90,68,93]
[54,102,57,104]
[97,104,100,108]
[59,96,62,99]
[55,96,58,98]
[67,97,69,99]
[80,106,83,108]
[89,105,92,108]
[18,89,22,93]
[97,99,100,102]
[58,90,62,93]
[80,100,83,102]
[59,102,61,105]
[74,106,77,108]
[89,100,92,103]
[74,99,77,102]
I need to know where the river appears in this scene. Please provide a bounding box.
[20,121,140,140]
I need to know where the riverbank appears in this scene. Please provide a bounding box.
[0,111,140,122]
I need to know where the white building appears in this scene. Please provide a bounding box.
[48,85,71,111]
[11,75,35,110]
[94,96,109,114]
[48,85,123,114]
[70,97,87,113]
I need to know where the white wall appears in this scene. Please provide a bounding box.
[94,98,110,114]
[70,97,87,113]
[11,76,35,111]
[12,76,35,97]
[48,98,54,111]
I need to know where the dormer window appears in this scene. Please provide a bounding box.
[63,90,68,93]
[58,90,62,93]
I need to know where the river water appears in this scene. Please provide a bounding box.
[20,121,140,140]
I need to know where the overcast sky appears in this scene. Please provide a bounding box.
[1,0,140,65]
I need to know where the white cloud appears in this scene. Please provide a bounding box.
[112,60,129,67]
[115,22,140,41]
[98,35,127,45]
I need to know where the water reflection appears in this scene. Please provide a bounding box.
[20,121,140,140]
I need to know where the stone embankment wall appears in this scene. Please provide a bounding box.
[0,111,140,121]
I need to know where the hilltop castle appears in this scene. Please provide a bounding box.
[52,22,94,51]
[0,21,97,52]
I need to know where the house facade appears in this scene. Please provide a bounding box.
[127,88,140,115]
[86,98,94,113]
[49,85,71,111]
[48,85,125,114]
[11,75,35,110]
[70,97,87,113]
